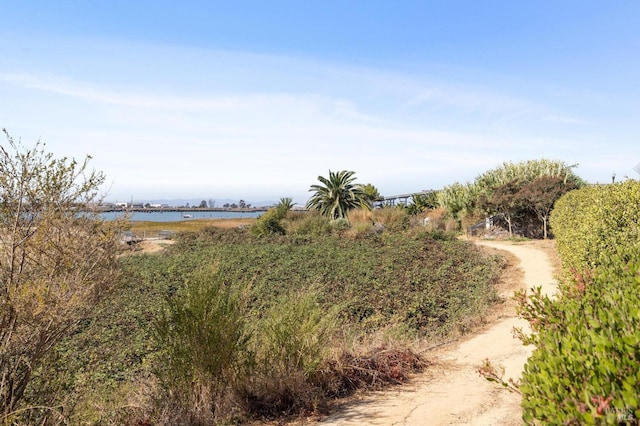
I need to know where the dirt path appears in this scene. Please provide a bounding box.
[319,241,556,426]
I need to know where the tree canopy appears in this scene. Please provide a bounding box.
[519,175,577,239]
[477,180,523,237]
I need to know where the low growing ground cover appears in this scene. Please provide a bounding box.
[27,222,504,425]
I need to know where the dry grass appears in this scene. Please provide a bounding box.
[130,218,257,234]
[316,345,428,398]
[126,219,257,255]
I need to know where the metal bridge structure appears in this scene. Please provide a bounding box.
[373,190,437,208]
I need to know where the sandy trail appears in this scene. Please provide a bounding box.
[319,241,556,426]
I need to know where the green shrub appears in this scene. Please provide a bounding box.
[517,181,640,424]
[289,212,333,236]
[251,206,288,236]
[153,268,248,425]
[237,290,337,417]
[518,257,640,424]
[551,181,640,272]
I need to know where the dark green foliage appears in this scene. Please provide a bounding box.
[477,180,524,237]
[551,181,640,271]
[250,197,294,236]
[251,207,287,235]
[518,258,640,424]
[361,183,383,204]
[518,175,577,239]
[518,181,640,424]
[406,191,439,216]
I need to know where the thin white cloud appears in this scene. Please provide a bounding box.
[541,114,589,125]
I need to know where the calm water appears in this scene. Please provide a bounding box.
[101,210,264,222]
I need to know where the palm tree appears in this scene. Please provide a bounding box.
[276,197,296,212]
[306,170,370,219]
[361,183,382,205]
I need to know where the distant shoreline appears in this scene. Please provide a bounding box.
[100,209,268,222]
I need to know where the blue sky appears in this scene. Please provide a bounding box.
[1,1,639,204]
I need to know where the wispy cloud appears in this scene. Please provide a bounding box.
[541,114,589,125]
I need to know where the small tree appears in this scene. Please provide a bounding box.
[518,175,577,239]
[437,181,475,223]
[406,191,439,216]
[478,180,523,237]
[251,197,296,236]
[276,197,296,212]
[0,130,124,421]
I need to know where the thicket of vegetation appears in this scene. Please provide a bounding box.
[438,159,585,237]
[20,210,504,425]
[516,181,640,424]
[0,130,125,424]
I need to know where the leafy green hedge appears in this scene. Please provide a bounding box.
[551,181,640,272]
[519,257,640,424]
[519,181,640,424]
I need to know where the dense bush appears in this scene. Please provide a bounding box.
[518,181,640,424]
[250,199,292,236]
[551,181,640,271]
[518,257,640,424]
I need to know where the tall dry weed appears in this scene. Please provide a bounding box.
[371,207,409,232]
[153,268,248,425]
